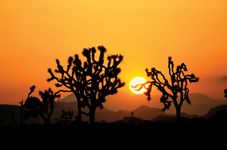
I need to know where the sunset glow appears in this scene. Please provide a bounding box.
[0,0,226,110]
[130,77,147,95]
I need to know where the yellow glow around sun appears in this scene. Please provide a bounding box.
[129,76,147,94]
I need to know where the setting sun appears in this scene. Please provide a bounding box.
[129,76,147,95]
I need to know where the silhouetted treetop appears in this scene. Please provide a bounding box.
[47,46,125,123]
[137,57,199,120]
[20,85,61,124]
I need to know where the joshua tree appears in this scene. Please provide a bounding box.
[47,46,125,124]
[20,85,61,124]
[136,57,199,120]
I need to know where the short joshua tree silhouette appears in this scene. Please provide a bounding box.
[57,110,74,125]
[47,46,125,124]
[135,57,199,120]
[123,112,138,124]
[20,85,61,125]
[224,89,227,98]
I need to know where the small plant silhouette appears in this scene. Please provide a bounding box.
[47,46,125,124]
[57,110,74,125]
[20,85,61,125]
[135,57,199,120]
[123,112,139,124]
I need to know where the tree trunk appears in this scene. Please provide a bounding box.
[89,107,96,124]
[40,114,50,125]
[76,100,82,122]
[47,115,51,124]
[176,106,181,121]
[20,111,24,126]
[173,97,181,121]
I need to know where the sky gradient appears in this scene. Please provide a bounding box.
[0,0,227,106]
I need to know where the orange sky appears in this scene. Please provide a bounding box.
[0,0,227,106]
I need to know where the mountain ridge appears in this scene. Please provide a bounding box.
[1,102,227,126]
[58,93,227,115]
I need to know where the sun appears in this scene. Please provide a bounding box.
[129,76,147,94]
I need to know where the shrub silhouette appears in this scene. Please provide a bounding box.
[123,112,140,124]
[20,85,60,125]
[47,46,125,124]
[136,57,199,120]
[224,89,227,98]
[57,110,74,125]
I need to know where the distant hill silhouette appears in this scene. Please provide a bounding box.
[180,93,227,115]
[204,105,227,123]
[0,103,167,126]
[58,94,76,103]
[1,97,227,126]
[0,105,20,126]
[54,103,167,122]
[132,105,165,120]
[58,93,227,116]
[152,113,198,123]
[0,103,78,126]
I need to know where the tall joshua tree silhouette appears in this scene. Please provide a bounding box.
[20,85,61,125]
[135,57,199,120]
[224,89,227,98]
[47,46,125,124]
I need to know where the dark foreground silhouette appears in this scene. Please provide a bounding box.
[0,116,226,146]
[0,105,226,147]
[1,104,227,130]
